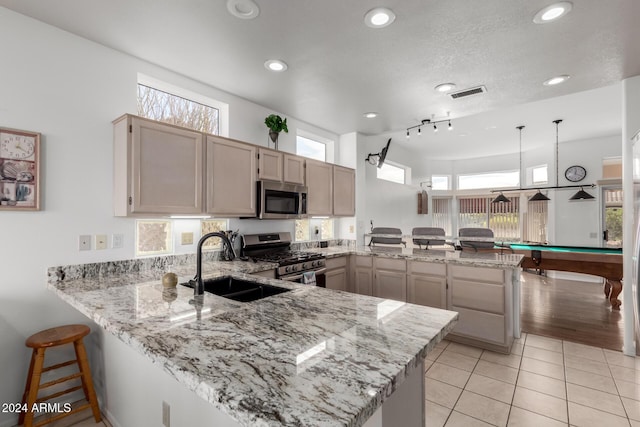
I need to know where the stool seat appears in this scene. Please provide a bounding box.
[19,324,101,427]
[26,325,90,349]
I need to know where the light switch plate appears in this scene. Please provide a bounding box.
[79,235,91,251]
[112,233,124,249]
[95,234,108,250]
[181,232,194,245]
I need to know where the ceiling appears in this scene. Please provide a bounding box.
[1,0,638,159]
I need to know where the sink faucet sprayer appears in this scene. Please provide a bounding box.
[190,232,236,296]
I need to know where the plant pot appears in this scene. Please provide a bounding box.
[269,130,279,143]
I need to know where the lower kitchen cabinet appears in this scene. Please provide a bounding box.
[373,258,407,302]
[407,261,447,309]
[447,264,513,352]
[325,256,348,291]
[353,256,373,296]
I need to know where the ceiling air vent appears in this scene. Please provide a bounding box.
[449,85,487,99]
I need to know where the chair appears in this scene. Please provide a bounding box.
[19,324,101,427]
[458,227,496,251]
[412,227,446,249]
[369,227,405,247]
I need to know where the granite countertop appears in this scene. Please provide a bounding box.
[48,259,458,427]
[309,246,524,269]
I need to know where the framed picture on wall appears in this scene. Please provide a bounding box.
[0,127,41,211]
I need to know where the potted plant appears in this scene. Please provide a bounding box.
[264,114,288,149]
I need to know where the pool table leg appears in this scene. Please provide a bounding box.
[605,280,622,310]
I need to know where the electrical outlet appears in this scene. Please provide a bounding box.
[79,235,91,251]
[112,233,124,249]
[181,232,194,245]
[162,401,170,427]
[349,225,355,233]
[95,234,108,250]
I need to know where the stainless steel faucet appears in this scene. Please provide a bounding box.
[191,232,236,296]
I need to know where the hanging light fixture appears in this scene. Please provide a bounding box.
[570,186,595,200]
[492,193,511,203]
[448,120,453,130]
[529,190,551,201]
[417,127,421,135]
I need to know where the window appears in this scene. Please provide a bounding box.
[200,219,229,249]
[432,198,452,235]
[527,164,548,185]
[523,199,548,243]
[294,218,334,241]
[136,220,173,257]
[137,84,220,135]
[296,135,326,161]
[377,161,407,184]
[431,175,450,190]
[457,170,519,190]
[458,196,520,241]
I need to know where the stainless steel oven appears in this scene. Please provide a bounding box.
[257,181,307,219]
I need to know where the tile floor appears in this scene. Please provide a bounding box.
[426,333,640,427]
[58,332,640,427]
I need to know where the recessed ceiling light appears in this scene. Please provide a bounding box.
[364,8,396,28]
[264,59,288,72]
[533,2,573,23]
[543,74,570,86]
[434,83,456,93]
[363,112,378,118]
[227,0,260,20]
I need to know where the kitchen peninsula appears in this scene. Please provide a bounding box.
[47,256,458,427]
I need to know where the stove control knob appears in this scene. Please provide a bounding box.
[302,263,308,270]
[291,265,298,272]
[312,261,318,267]
[285,266,290,273]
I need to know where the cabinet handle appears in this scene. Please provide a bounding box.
[128,196,132,206]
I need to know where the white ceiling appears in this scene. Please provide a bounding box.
[1,0,638,159]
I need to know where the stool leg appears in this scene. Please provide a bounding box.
[18,350,37,425]
[23,348,45,427]
[73,339,102,422]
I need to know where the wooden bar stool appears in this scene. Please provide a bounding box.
[19,324,101,427]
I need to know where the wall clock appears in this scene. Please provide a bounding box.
[565,165,587,182]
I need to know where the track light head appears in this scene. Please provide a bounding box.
[418,127,421,135]
[406,130,410,139]
[433,124,438,132]
[448,121,452,130]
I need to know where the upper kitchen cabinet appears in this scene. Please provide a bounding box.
[333,165,355,217]
[305,158,333,216]
[113,114,204,216]
[206,135,256,216]
[257,148,306,185]
[257,148,283,182]
[283,154,305,185]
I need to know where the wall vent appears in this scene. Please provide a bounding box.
[449,85,487,99]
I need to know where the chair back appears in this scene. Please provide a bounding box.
[370,227,403,245]
[458,228,495,250]
[412,227,446,248]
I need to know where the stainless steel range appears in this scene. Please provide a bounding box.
[241,232,326,284]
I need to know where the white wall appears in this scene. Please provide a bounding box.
[0,8,339,427]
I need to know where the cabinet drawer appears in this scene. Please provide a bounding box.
[355,256,373,267]
[450,265,504,283]
[326,256,347,270]
[374,257,406,271]
[451,306,506,345]
[450,279,505,314]
[252,269,275,279]
[408,261,446,276]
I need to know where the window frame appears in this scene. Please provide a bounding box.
[376,159,410,185]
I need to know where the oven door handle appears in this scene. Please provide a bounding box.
[280,268,327,282]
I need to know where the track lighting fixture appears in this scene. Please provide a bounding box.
[406,116,453,138]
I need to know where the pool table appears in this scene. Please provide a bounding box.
[504,244,623,310]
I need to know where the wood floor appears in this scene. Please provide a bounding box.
[520,271,625,352]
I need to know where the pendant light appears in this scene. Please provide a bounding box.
[570,187,595,200]
[529,190,551,201]
[492,193,511,203]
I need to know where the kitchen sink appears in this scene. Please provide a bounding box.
[181,276,291,302]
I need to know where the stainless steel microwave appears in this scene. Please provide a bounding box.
[257,181,308,219]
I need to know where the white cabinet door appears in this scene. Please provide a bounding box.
[407,261,447,309]
[333,165,355,216]
[114,115,204,216]
[326,268,348,291]
[258,148,283,182]
[206,135,256,216]
[374,270,407,302]
[355,267,373,296]
[305,158,333,215]
[283,154,305,185]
